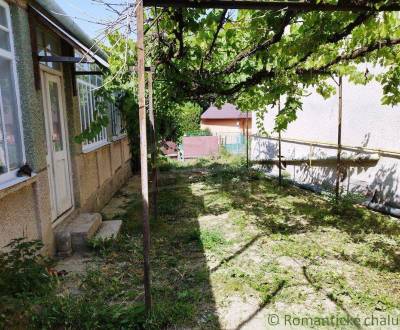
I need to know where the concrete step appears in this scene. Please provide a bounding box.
[69,213,102,251]
[94,220,122,241]
[55,213,102,256]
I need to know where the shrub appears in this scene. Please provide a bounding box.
[0,238,53,297]
[328,191,365,215]
[185,128,212,136]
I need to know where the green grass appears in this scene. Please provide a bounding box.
[3,155,400,329]
[200,229,229,251]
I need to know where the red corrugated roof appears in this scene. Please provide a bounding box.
[201,103,251,120]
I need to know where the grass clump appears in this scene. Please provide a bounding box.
[33,295,195,329]
[327,191,365,215]
[200,229,229,251]
[0,238,55,328]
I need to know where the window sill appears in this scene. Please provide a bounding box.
[82,140,110,154]
[111,134,127,142]
[0,174,38,200]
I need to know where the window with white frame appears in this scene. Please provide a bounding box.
[77,73,108,151]
[110,97,125,138]
[0,0,25,182]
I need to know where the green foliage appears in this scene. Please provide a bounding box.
[380,66,400,105]
[76,6,400,149]
[157,155,183,172]
[177,102,202,135]
[33,294,194,330]
[74,88,111,144]
[200,229,228,251]
[120,92,140,171]
[0,238,53,297]
[185,128,212,136]
[328,191,366,215]
[93,35,208,149]
[0,238,54,329]
[145,5,400,133]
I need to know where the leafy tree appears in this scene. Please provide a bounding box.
[144,1,400,132]
[77,1,400,151]
[176,102,202,135]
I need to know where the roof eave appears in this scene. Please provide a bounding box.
[30,0,109,69]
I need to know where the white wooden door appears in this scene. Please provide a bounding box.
[42,72,73,220]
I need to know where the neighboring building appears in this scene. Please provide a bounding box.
[201,103,252,136]
[252,73,400,208]
[0,0,131,255]
[201,103,251,154]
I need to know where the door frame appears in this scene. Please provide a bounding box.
[40,64,74,224]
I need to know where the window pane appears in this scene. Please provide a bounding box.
[0,29,10,51]
[0,57,23,171]
[48,81,63,151]
[78,84,86,131]
[0,110,7,174]
[78,78,107,147]
[36,29,46,56]
[0,6,7,27]
[111,102,123,137]
[36,26,61,70]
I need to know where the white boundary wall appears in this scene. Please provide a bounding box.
[251,76,400,207]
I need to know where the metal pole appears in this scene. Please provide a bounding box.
[147,71,158,221]
[278,99,282,186]
[136,0,152,313]
[335,76,343,201]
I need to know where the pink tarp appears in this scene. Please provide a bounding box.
[183,136,219,159]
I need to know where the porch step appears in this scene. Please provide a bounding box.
[69,213,102,251]
[55,213,102,256]
[94,220,123,241]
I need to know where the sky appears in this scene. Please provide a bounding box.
[55,0,117,39]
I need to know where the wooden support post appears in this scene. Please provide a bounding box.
[335,76,343,201]
[278,99,282,186]
[246,110,249,169]
[148,71,158,221]
[136,0,152,313]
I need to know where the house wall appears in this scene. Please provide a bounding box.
[0,2,54,254]
[251,75,400,207]
[201,118,252,135]
[0,1,132,255]
[60,50,132,214]
[75,138,131,213]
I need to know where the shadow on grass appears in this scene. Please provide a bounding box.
[210,234,262,273]
[302,266,362,330]
[201,166,400,273]
[102,171,221,328]
[235,279,285,330]
[31,158,400,328]
[30,170,220,329]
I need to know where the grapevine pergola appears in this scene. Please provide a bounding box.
[134,0,400,312]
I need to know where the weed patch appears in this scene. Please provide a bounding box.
[201,229,229,252]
